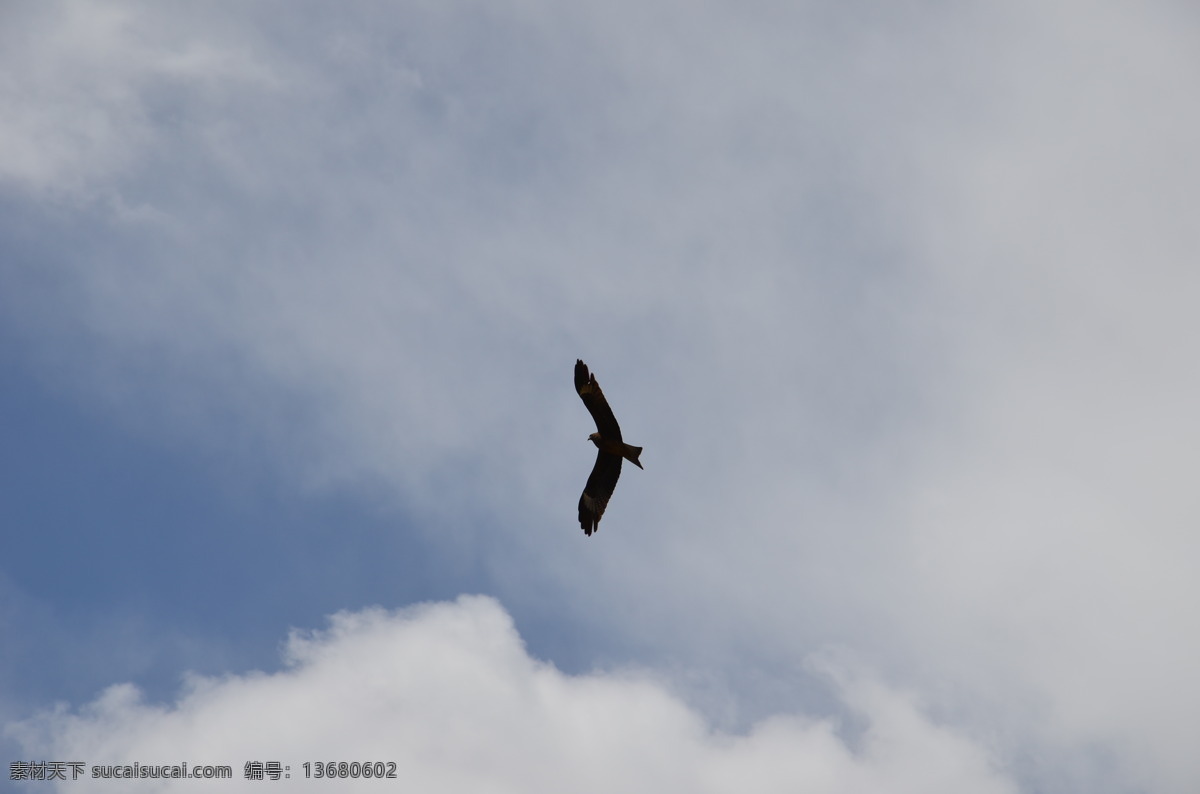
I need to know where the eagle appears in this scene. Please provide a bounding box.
[575,359,642,535]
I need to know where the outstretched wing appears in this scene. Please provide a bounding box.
[579,451,623,536]
[574,359,622,441]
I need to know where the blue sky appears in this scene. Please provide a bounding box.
[3,2,1199,792]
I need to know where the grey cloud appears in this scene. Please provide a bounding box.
[3,1,1199,791]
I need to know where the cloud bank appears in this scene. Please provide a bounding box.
[8,596,1017,794]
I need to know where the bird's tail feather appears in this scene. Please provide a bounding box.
[622,444,644,469]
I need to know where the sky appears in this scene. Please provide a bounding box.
[2,1,1198,792]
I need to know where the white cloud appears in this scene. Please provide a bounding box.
[7,596,1018,794]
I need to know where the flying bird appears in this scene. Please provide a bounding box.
[575,359,642,536]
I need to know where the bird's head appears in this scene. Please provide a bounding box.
[587,432,602,446]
